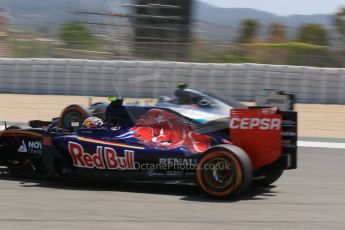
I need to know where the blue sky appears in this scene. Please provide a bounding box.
[199,0,345,15]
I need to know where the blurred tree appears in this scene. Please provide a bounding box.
[237,19,260,43]
[37,26,50,35]
[267,23,287,43]
[334,8,345,43]
[297,24,329,45]
[59,22,96,50]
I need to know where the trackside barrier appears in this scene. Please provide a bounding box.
[0,59,344,104]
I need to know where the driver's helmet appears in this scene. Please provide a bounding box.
[108,96,124,107]
[82,117,104,128]
[177,82,188,90]
[175,86,195,105]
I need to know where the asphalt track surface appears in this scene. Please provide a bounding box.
[0,147,344,230]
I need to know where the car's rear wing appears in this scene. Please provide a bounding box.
[280,110,298,169]
[230,107,297,170]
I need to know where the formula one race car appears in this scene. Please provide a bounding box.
[0,97,297,198]
[55,86,247,131]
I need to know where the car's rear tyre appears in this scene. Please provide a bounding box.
[256,170,284,187]
[196,145,252,198]
[60,105,89,130]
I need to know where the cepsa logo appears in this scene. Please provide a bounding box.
[230,118,281,130]
[68,142,135,170]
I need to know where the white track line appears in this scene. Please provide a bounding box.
[298,141,345,149]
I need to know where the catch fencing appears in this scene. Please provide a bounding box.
[0,58,344,104]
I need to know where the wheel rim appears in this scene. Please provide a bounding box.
[203,157,236,190]
[197,150,243,197]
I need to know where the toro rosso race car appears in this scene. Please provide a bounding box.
[0,97,297,198]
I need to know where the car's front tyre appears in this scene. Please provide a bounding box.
[60,104,89,130]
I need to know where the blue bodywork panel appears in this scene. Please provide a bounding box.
[55,105,228,172]
[0,104,229,179]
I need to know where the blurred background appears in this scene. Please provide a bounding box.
[1,2,345,228]
[0,0,345,67]
[0,0,345,139]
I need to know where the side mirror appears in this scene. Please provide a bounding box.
[0,121,7,130]
[197,96,211,107]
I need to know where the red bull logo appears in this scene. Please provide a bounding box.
[68,142,135,170]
